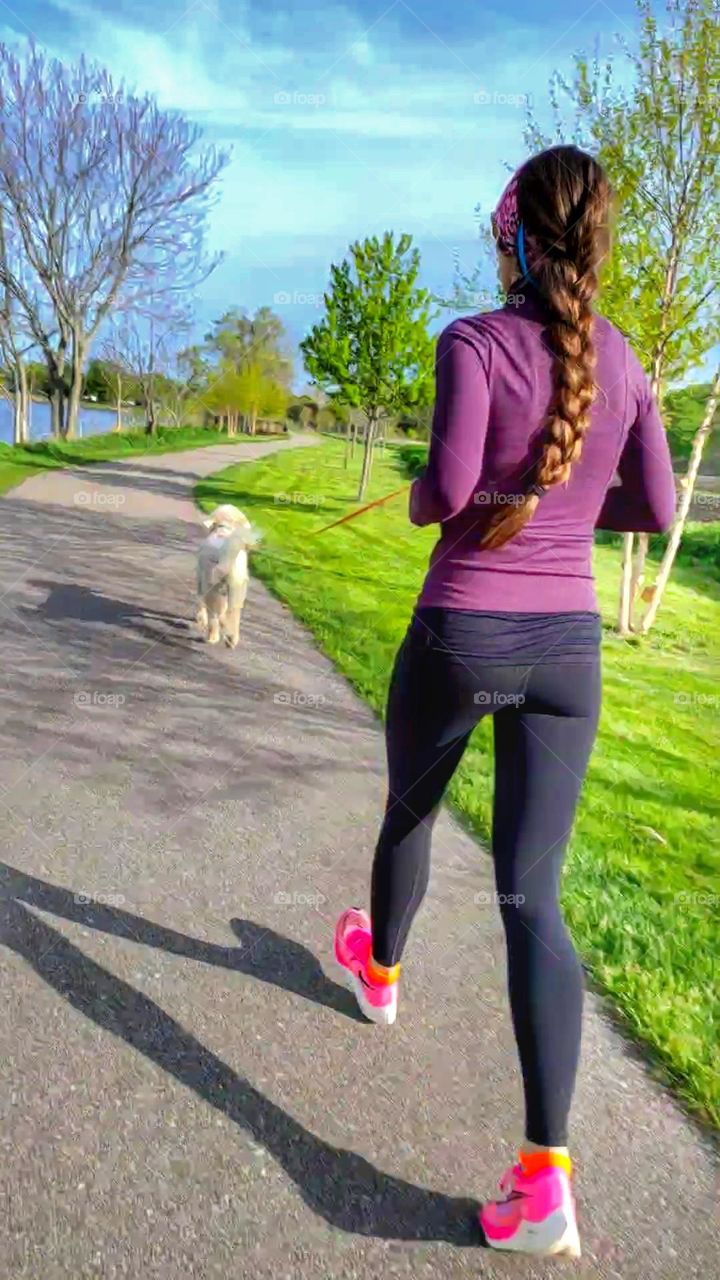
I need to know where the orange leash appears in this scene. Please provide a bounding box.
[311,485,410,536]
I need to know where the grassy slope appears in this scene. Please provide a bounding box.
[197,439,720,1127]
[0,423,273,497]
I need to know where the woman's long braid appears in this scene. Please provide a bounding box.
[482,150,610,550]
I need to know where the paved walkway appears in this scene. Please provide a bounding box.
[0,439,716,1279]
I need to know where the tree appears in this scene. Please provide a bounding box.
[641,367,720,631]
[523,0,720,632]
[205,306,293,387]
[102,306,191,435]
[203,364,244,435]
[235,360,288,434]
[302,232,435,499]
[0,41,228,437]
[0,211,34,443]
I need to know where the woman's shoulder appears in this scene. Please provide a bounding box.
[592,312,646,383]
[436,313,495,356]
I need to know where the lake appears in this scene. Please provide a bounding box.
[0,397,125,446]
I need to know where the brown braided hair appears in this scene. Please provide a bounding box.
[481,146,612,550]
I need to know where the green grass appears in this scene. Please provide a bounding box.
[0,422,278,497]
[197,438,720,1128]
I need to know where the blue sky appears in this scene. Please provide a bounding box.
[4,0,643,371]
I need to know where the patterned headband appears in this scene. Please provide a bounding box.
[491,172,521,257]
[491,166,538,278]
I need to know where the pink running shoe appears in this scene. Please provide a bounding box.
[334,908,398,1025]
[480,1160,581,1258]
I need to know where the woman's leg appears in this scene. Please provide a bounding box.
[491,661,601,1147]
[370,635,480,967]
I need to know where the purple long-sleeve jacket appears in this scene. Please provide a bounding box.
[411,288,676,613]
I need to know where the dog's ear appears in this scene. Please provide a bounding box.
[202,506,222,529]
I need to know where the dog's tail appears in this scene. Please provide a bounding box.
[210,525,262,584]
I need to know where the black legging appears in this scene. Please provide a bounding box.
[370,624,601,1146]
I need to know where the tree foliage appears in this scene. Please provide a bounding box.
[301,231,435,498]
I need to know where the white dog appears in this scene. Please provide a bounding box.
[196,504,261,648]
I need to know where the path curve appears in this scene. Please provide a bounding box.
[0,437,716,1280]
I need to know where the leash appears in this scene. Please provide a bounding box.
[310,485,410,536]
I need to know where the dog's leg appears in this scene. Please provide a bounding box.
[207,610,221,644]
[223,579,248,649]
[205,586,227,645]
[196,602,209,635]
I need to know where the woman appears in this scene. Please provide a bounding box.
[334,146,676,1257]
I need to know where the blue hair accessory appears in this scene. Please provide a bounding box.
[516,222,533,282]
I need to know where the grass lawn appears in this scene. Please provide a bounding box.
[197,438,720,1128]
[0,422,274,497]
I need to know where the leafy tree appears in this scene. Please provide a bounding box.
[203,363,244,435]
[302,232,435,499]
[641,366,720,630]
[205,306,293,388]
[664,380,720,467]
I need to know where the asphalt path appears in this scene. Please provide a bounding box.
[0,437,716,1278]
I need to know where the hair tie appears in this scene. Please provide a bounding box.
[526,482,546,498]
[516,222,533,281]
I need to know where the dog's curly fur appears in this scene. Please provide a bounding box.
[196,504,260,649]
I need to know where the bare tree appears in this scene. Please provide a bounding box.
[0,212,32,443]
[102,306,191,436]
[0,42,228,437]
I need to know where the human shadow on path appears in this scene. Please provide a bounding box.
[0,863,363,1022]
[1,890,479,1244]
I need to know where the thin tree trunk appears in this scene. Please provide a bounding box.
[51,384,66,438]
[618,534,634,636]
[116,374,123,432]
[65,334,85,440]
[628,369,665,619]
[357,412,378,501]
[617,256,675,633]
[12,359,29,444]
[144,394,157,435]
[640,366,720,633]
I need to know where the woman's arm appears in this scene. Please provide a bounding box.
[596,369,676,534]
[409,324,490,527]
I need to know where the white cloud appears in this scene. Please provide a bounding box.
[33,0,622,331]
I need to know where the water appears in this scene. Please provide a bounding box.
[0,397,124,446]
